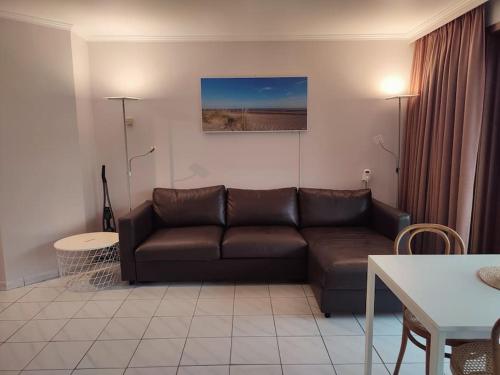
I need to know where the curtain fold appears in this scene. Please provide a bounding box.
[470,30,500,254]
[400,6,485,251]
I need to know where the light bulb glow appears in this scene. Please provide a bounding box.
[380,76,405,96]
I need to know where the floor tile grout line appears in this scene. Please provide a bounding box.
[307,293,337,374]
[1,323,404,339]
[269,282,285,375]
[1,280,415,373]
[122,282,170,370]
[15,287,64,305]
[1,295,86,345]
[73,339,140,371]
[6,317,71,344]
[71,283,137,372]
[35,299,88,320]
[15,284,86,372]
[353,312,366,334]
[126,283,168,302]
[268,282,285,374]
[176,282,202,373]
[380,357,393,375]
[353,310,393,374]
[19,323,75,371]
[6,333,406,345]
[0,301,13,314]
[0,285,36,305]
[4,333,418,340]
[95,287,134,341]
[0,318,33,344]
[229,280,236,368]
[64,360,428,369]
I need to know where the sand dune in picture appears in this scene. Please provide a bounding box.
[202,108,307,131]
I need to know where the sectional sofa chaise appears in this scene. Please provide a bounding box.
[119,185,410,315]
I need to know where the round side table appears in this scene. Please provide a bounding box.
[54,232,121,291]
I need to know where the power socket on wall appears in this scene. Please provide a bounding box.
[361,168,372,188]
[125,118,134,127]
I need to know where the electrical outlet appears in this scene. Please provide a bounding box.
[125,118,134,127]
[361,169,372,183]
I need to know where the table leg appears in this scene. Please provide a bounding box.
[364,264,375,375]
[429,329,446,375]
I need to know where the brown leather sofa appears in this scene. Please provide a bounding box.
[119,185,410,315]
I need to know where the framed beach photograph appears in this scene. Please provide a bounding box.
[201,77,308,132]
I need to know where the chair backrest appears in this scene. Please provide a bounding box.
[493,318,500,375]
[394,223,466,255]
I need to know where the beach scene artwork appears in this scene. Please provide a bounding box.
[201,77,307,132]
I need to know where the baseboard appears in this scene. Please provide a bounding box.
[0,269,60,290]
[0,277,25,290]
[24,269,60,286]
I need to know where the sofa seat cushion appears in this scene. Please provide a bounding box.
[302,227,392,290]
[135,226,223,261]
[222,226,307,259]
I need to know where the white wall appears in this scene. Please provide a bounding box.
[0,18,88,288]
[71,33,100,231]
[88,41,413,217]
[0,231,5,284]
[487,0,500,25]
[0,23,413,288]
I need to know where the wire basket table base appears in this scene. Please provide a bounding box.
[55,243,121,291]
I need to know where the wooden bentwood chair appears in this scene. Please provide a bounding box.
[393,223,467,375]
[450,318,500,375]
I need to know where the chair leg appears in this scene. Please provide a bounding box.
[425,337,431,375]
[394,325,410,375]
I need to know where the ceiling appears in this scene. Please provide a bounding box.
[0,0,488,41]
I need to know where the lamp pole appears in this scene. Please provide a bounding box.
[121,98,132,212]
[385,94,418,208]
[106,96,140,212]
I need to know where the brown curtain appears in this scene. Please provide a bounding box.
[469,30,500,254]
[400,6,485,251]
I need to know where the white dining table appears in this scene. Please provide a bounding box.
[364,254,500,375]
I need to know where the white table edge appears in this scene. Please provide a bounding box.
[364,255,444,375]
[369,255,441,332]
[367,255,498,337]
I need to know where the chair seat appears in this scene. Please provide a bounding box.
[451,341,494,375]
[221,226,307,259]
[404,308,427,333]
[135,226,223,261]
[403,308,472,348]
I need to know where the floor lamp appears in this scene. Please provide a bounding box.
[381,94,418,207]
[106,96,155,211]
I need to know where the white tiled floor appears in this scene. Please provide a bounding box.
[0,280,451,374]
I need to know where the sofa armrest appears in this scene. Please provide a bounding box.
[371,199,411,241]
[118,201,154,281]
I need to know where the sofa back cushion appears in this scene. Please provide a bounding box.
[299,188,372,227]
[227,188,299,227]
[153,185,226,227]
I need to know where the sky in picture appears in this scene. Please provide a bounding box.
[201,77,307,109]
